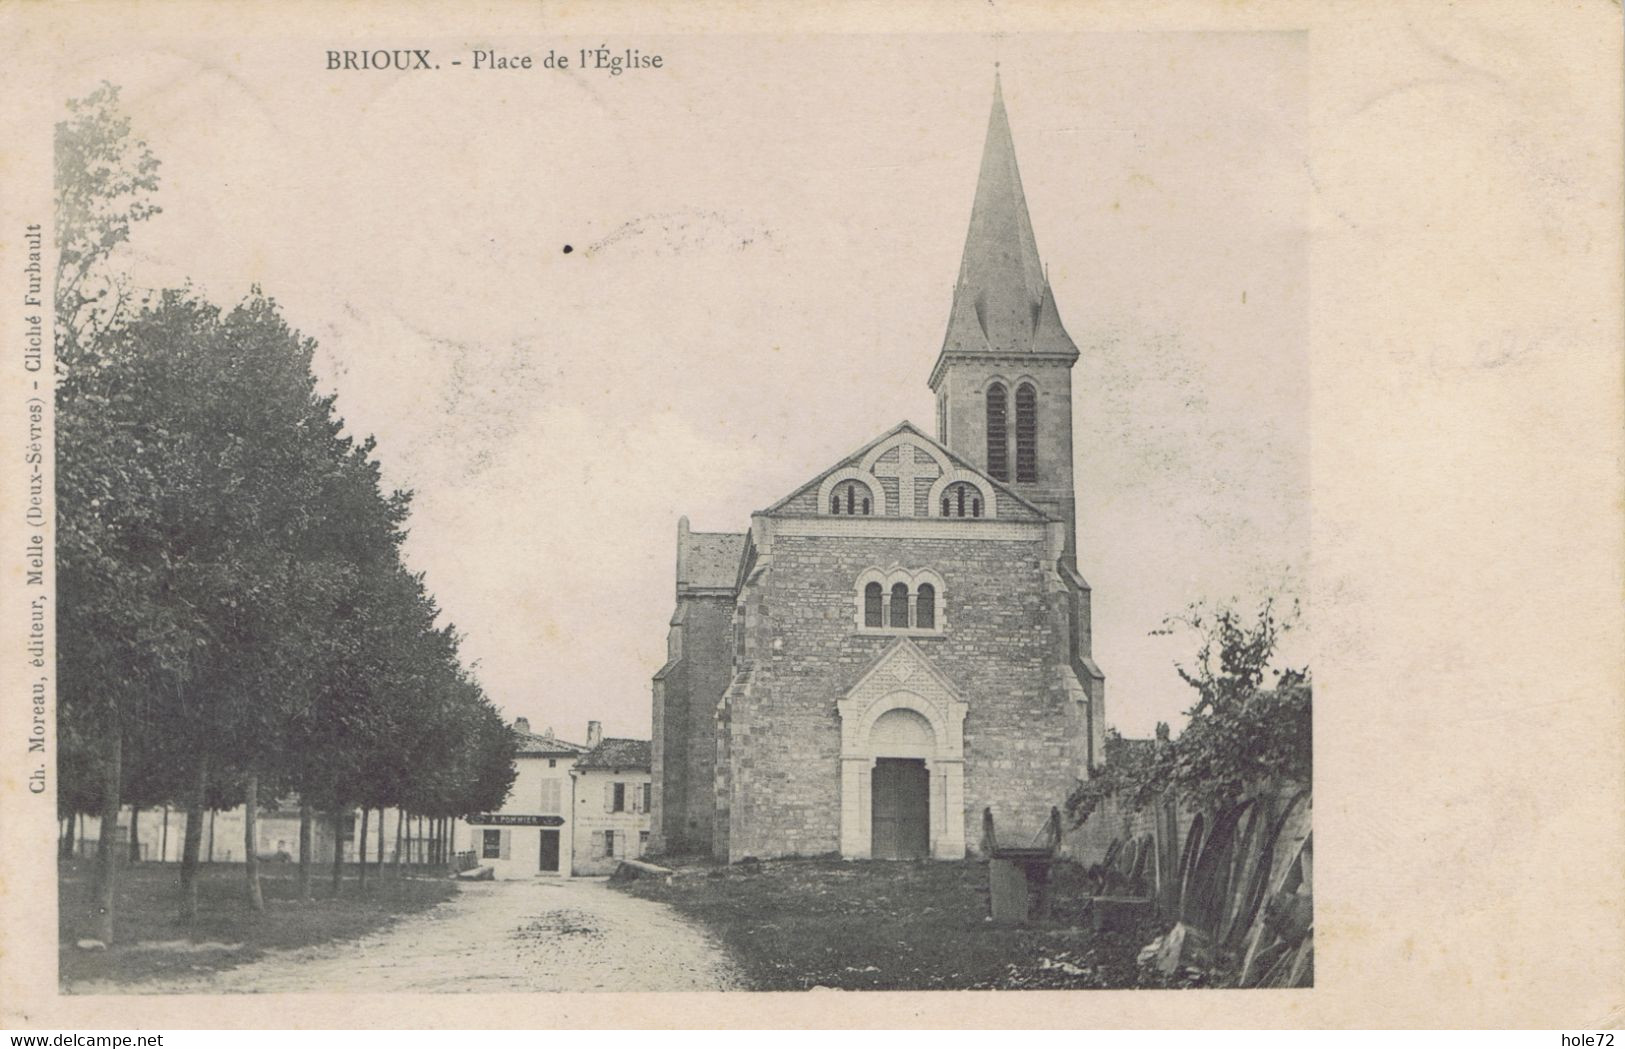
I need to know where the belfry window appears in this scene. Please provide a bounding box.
[1015,383,1037,483]
[986,383,1009,481]
[864,583,883,627]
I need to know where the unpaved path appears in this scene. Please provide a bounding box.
[90,878,739,994]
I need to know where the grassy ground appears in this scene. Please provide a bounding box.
[59,859,457,989]
[615,855,1196,991]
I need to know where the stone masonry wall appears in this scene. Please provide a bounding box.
[723,526,1090,860]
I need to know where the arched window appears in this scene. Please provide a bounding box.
[941,495,951,517]
[986,383,1009,481]
[916,584,935,629]
[864,582,883,628]
[942,481,981,519]
[832,480,872,516]
[1015,383,1037,483]
[889,583,910,628]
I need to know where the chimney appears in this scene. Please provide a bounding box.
[587,721,602,748]
[514,717,530,735]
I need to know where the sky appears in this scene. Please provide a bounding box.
[63,30,1308,743]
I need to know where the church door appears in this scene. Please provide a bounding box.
[538,829,560,872]
[871,758,930,860]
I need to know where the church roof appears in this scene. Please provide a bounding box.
[577,737,651,771]
[938,74,1079,366]
[760,419,1051,521]
[676,519,746,593]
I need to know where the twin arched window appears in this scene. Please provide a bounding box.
[986,381,1038,483]
[860,573,942,632]
[830,480,872,516]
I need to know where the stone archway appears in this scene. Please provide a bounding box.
[836,640,968,860]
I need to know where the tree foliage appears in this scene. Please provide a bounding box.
[55,84,520,937]
[1067,597,1311,827]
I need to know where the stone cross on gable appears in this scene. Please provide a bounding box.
[874,443,941,517]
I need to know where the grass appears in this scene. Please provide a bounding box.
[59,859,457,989]
[613,855,1196,990]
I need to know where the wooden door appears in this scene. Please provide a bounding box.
[538,828,560,872]
[871,759,930,860]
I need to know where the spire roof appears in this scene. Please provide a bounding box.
[940,74,1078,363]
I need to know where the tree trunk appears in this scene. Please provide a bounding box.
[207,808,216,862]
[330,809,344,893]
[357,806,370,889]
[161,805,170,863]
[179,762,208,927]
[93,723,123,944]
[60,812,74,859]
[297,801,313,900]
[128,805,141,863]
[243,771,264,911]
[376,807,386,878]
[394,809,405,877]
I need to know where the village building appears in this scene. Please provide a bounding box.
[461,718,589,878]
[569,737,654,875]
[650,78,1107,864]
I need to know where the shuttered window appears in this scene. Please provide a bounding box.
[539,778,561,815]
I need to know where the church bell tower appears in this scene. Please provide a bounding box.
[929,74,1081,563]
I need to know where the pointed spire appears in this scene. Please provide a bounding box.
[940,73,1077,361]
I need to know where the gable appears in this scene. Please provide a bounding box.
[764,422,1048,522]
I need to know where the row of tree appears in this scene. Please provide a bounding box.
[54,84,517,942]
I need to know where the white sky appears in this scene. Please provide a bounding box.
[68,31,1308,743]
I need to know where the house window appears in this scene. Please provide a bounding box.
[986,383,1009,480]
[549,758,557,768]
[612,783,626,813]
[889,583,910,628]
[916,584,935,629]
[864,582,883,627]
[642,783,652,812]
[640,830,650,853]
[604,831,616,858]
[1015,383,1037,482]
[481,829,502,859]
[539,778,561,815]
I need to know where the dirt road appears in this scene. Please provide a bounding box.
[106,877,740,994]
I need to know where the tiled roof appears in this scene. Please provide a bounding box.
[576,737,651,770]
[514,728,589,757]
[680,530,744,590]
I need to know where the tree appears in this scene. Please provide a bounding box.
[1067,596,1310,826]
[55,83,173,941]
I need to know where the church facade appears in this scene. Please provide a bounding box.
[650,80,1106,863]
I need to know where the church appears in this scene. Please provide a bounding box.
[651,78,1107,863]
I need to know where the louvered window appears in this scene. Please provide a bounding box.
[1015,383,1037,482]
[986,383,1009,480]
